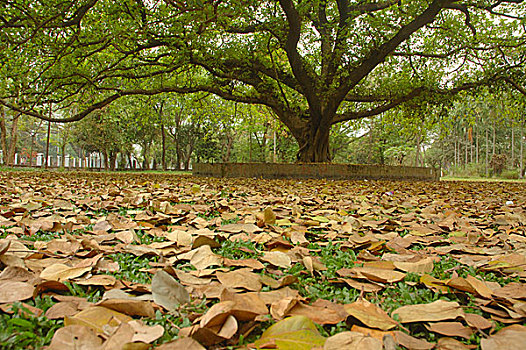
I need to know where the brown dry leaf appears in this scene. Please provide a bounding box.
[101,322,135,350]
[164,229,193,247]
[392,257,435,274]
[462,313,493,330]
[341,278,384,293]
[189,245,223,270]
[45,301,86,319]
[392,300,464,323]
[253,315,326,350]
[425,321,473,339]
[436,337,474,350]
[219,289,268,321]
[47,325,102,350]
[287,301,348,325]
[223,257,265,270]
[175,270,212,285]
[216,269,262,291]
[115,230,137,244]
[200,301,236,328]
[76,274,117,287]
[129,320,165,343]
[264,207,277,225]
[447,275,493,299]
[339,267,405,283]
[154,337,206,350]
[261,251,292,269]
[481,324,526,350]
[393,331,435,350]
[271,296,299,320]
[344,299,397,330]
[323,331,382,350]
[97,298,155,318]
[39,263,92,282]
[65,306,132,334]
[420,274,449,293]
[0,281,34,303]
[492,282,526,300]
[152,270,190,312]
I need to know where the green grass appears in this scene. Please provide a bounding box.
[442,176,526,183]
[0,297,62,350]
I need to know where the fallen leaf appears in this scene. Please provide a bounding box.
[155,337,206,350]
[253,315,326,349]
[40,263,92,282]
[392,300,464,323]
[65,306,132,334]
[344,299,397,330]
[189,245,223,270]
[129,320,165,343]
[216,269,262,291]
[393,257,435,274]
[481,324,526,349]
[47,325,102,350]
[425,321,473,339]
[0,281,34,303]
[393,330,435,350]
[151,270,190,312]
[261,251,292,269]
[97,298,155,318]
[323,331,382,350]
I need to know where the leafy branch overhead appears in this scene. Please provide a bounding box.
[1,0,526,161]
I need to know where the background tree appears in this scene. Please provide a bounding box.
[1,0,525,162]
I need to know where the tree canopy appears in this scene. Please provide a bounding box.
[1,0,526,161]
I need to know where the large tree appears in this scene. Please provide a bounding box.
[1,0,525,161]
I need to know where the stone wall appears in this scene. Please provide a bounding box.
[193,163,439,181]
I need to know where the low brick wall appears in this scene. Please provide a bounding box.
[193,163,439,181]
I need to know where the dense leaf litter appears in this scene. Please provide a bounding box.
[0,171,525,349]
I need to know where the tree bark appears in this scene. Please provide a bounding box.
[295,126,331,162]
[161,121,166,170]
[0,106,7,164]
[485,128,489,177]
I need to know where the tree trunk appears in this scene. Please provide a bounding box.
[485,128,489,177]
[511,126,515,168]
[295,126,331,163]
[492,123,496,156]
[7,115,20,166]
[0,107,8,164]
[161,121,166,171]
[520,126,524,178]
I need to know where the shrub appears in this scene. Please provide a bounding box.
[501,169,520,179]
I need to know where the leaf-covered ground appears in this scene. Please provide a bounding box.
[0,171,525,349]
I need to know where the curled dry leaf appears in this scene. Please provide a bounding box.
[344,299,397,331]
[64,306,132,334]
[39,263,92,282]
[261,251,292,269]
